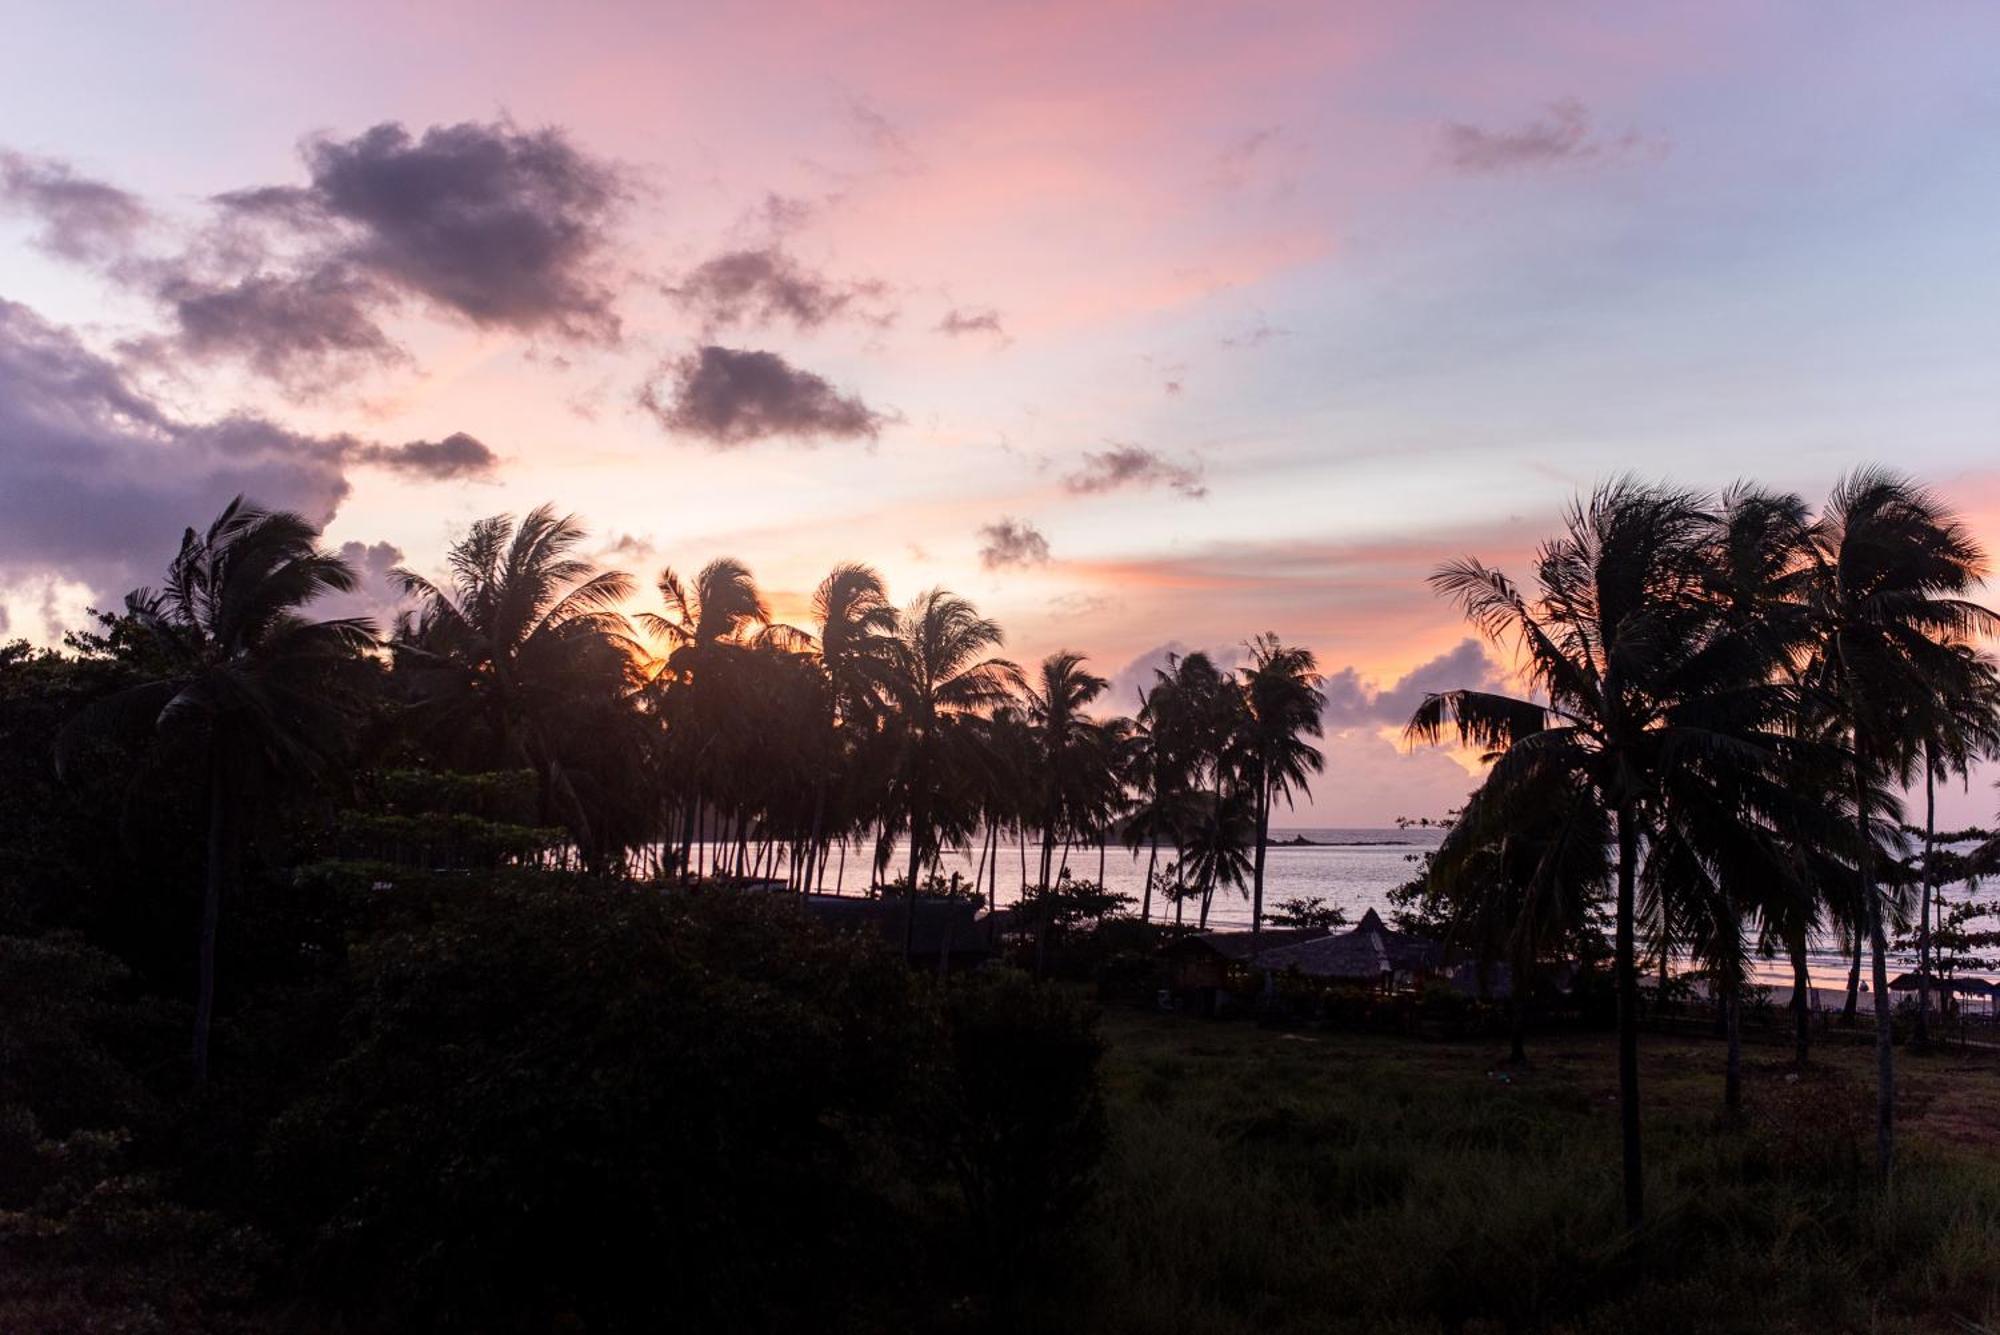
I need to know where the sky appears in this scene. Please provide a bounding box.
[4,1,2000,824]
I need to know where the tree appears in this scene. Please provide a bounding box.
[1426,762,1609,1064]
[1408,479,1780,1227]
[885,590,1021,952]
[798,563,900,893]
[1800,469,1997,1177]
[641,557,776,877]
[392,505,638,862]
[1237,634,1324,953]
[1025,652,1111,894]
[60,498,374,1084]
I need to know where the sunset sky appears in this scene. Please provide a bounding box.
[6,2,2000,823]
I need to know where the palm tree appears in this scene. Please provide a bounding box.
[798,563,900,893]
[641,557,774,877]
[62,498,374,1084]
[1237,634,1324,953]
[1408,479,1776,1228]
[1906,648,2000,1047]
[1182,787,1255,928]
[1025,651,1111,892]
[885,590,1021,951]
[1428,762,1609,1064]
[392,506,637,855]
[1801,469,1998,1177]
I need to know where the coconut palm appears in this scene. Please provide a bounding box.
[641,557,775,876]
[392,506,637,854]
[1905,649,2000,1046]
[62,497,375,1084]
[1237,633,1325,952]
[1025,651,1111,891]
[884,589,1021,950]
[1801,469,1999,1176]
[1182,787,1255,928]
[1429,761,1610,1064]
[797,563,900,892]
[1408,478,1782,1227]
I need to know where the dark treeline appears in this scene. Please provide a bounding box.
[1402,470,2000,1228]
[0,493,1325,1330]
[6,468,2000,1328]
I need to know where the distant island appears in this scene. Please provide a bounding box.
[1265,834,1416,847]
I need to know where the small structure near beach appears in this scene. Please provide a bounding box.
[1251,909,1443,993]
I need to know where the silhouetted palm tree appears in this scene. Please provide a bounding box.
[64,498,374,1084]
[1802,469,1997,1177]
[1026,651,1110,891]
[1409,479,1777,1227]
[798,563,900,892]
[642,557,772,876]
[393,505,637,860]
[885,590,1021,950]
[1237,633,1324,953]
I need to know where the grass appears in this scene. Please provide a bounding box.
[1073,1010,2000,1334]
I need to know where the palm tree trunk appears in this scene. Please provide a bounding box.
[1141,835,1159,923]
[1724,978,1743,1114]
[1842,929,1862,1024]
[1915,752,1935,1049]
[1854,729,1895,1179]
[1614,800,1645,1229]
[193,753,232,1088]
[1250,772,1270,955]
[1790,928,1812,1067]
[905,764,926,957]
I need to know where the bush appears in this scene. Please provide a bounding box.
[931,969,1105,1291]
[259,881,932,1332]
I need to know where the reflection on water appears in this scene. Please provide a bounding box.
[694,825,1999,988]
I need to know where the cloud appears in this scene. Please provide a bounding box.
[1211,126,1282,191]
[0,151,148,264]
[0,298,354,601]
[1221,318,1288,349]
[937,306,1004,338]
[1062,445,1207,499]
[313,538,408,626]
[665,246,890,332]
[0,298,507,616]
[1440,99,1664,173]
[277,119,626,338]
[638,345,888,446]
[353,431,497,480]
[15,119,630,394]
[148,266,406,393]
[977,517,1051,570]
[1320,638,1509,729]
[1105,639,1245,712]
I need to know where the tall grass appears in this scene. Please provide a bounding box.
[1070,1014,2000,1333]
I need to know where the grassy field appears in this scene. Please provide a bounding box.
[1074,1010,2000,1334]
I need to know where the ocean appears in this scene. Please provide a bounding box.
[731,825,1998,994]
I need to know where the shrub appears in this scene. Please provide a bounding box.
[259,881,932,1333]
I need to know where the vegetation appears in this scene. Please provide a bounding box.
[1408,471,2000,1223]
[4,470,2000,1328]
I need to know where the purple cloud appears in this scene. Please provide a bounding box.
[1321,639,1510,728]
[665,246,891,332]
[1062,445,1206,499]
[638,345,888,447]
[0,150,148,264]
[977,517,1051,570]
[1440,99,1664,173]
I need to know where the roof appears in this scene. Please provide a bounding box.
[1252,908,1442,980]
[1889,971,1995,996]
[1170,926,1329,962]
[802,894,991,958]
